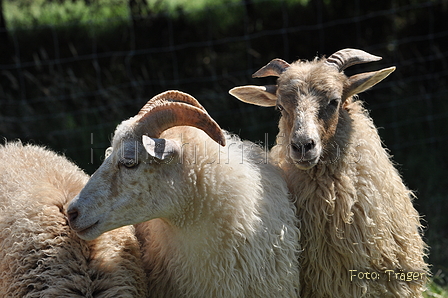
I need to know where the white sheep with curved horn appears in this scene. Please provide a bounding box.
[230,49,429,298]
[67,90,301,298]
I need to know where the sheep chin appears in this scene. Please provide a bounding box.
[292,157,319,170]
[74,220,103,241]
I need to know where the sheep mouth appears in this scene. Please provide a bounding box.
[73,220,101,240]
[288,142,321,169]
[293,157,319,170]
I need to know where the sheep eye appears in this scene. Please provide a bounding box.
[328,98,341,107]
[276,104,284,112]
[120,159,138,169]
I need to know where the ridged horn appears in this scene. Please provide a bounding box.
[136,91,226,146]
[325,48,382,72]
[138,90,207,115]
[252,58,290,78]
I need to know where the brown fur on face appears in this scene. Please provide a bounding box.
[276,59,348,165]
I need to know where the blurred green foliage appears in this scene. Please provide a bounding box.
[4,0,128,30]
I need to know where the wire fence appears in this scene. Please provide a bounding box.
[0,0,447,174]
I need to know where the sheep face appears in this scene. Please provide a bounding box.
[274,63,346,169]
[67,90,226,241]
[229,48,395,170]
[68,131,184,241]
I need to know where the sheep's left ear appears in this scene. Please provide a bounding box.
[105,147,113,159]
[229,85,277,107]
[344,67,396,98]
[142,135,180,161]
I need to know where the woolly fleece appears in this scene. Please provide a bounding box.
[0,142,147,297]
[272,97,429,297]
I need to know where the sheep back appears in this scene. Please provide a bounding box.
[0,142,147,298]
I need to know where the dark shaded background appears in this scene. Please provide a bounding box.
[1,0,447,284]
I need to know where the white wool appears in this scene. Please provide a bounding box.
[135,128,301,297]
[0,142,148,297]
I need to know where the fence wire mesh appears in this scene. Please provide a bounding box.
[0,0,447,177]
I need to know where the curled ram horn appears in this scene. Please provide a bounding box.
[138,90,207,114]
[325,48,382,72]
[252,58,291,78]
[136,90,226,146]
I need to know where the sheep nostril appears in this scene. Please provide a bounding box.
[290,143,301,153]
[291,140,316,155]
[303,140,315,153]
[67,208,79,223]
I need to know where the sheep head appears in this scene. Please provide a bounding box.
[229,48,395,170]
[67,90,225,240]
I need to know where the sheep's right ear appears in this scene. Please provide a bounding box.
[229,85,277,107]
[142,135,180,161]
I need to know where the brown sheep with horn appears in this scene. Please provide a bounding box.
[230,49,429,297]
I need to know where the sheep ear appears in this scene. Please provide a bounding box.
[345,67,396,98]
[105,147,113,159]
[229,85,277,107]
[142,135,180,161]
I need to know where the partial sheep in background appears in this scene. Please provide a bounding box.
[0,142,148,297]
[67,90,301,298]
[230,48,429,298]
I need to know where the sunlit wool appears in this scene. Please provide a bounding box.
[67,91,301,298]
[0,142,147,297]
[135,128,301,297]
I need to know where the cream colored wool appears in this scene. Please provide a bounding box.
[134,128,301,298]
[67,91,301,297]
[69,123,301,297]
[0,142,148,297]
[271,98,429,297]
